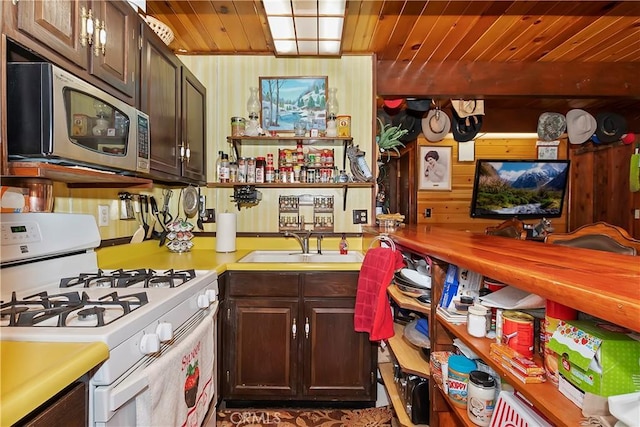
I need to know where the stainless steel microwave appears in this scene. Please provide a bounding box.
[7,62,150,175]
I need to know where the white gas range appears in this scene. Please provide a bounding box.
[0,213,219,426]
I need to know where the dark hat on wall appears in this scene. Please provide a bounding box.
[392,109,423,143]
[422,108,451,142]
[537,112,566,141]
[405,98,432,112]
[566,109,597,145]
[377,108,394,128]
[451,106,483,142]
[595,112,627,143]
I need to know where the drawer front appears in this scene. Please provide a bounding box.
[303,271,359,297]
[228,271,300,297]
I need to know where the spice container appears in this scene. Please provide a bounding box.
[231,117,245,136]
[466,370,496,426]
[255,156,266,183]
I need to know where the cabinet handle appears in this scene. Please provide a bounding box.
[185,144,191,163]
[94,20,106,56]
[305,317,310,339]
[179,144,186,160]
[80,7,94,47]
[292,318,297,339]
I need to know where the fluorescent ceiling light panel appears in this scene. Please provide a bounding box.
[274,40,298,54]
[319,40,341,55]
[295,17,318,39]
[292,0,317,16]
[265,0,345,56]
[263,0,291,15]
[319,17,342,39]
[267,16,295,39]
[318,0,345,15]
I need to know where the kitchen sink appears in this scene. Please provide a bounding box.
[238,250,364,263]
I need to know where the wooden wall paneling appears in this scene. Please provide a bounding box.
[570,142,640,239]
[416,136,570,234]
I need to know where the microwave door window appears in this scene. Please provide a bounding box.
[65,88,130,157]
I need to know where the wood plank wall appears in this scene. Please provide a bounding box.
[414,135,569,234]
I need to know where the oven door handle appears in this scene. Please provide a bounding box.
[93,366,150,423]
[109,371,150,412]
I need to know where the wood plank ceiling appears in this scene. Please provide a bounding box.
[146,1,640,129]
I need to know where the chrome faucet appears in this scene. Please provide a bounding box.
[284,230,312,254]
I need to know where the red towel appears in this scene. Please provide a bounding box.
[354,247,405,341]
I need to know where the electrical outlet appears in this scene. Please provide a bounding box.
[352,209,368,224]
[424,208,432,218]
[98,205,109,227]
[202,208,216,223]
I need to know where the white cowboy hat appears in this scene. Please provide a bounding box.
[422,109,451,142]
[566,109,597,145]
[451,99,485,118]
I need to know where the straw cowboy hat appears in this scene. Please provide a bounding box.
[451,99,485,118]
[422,108,451,142]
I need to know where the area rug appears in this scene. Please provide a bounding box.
[216,406,394,426]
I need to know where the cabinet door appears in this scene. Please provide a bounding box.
[302,299,375,400]
[140,25,182,180]
[14,0,88,69]
[181,66,207,183]
[226,298,299,398]
[22,381,87,427]
[91,0,137,98]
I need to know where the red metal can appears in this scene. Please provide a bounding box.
[502,311,534,359]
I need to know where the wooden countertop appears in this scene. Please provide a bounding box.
[0,341,108,426]
[376,225,640,332]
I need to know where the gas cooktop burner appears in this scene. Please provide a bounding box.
[0,290,149,327]
[59,268,196,289]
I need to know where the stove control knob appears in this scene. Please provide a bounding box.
[205,289,217,303]
[197,294,210,309]
[156,322,173,342]
[140,333,160,354]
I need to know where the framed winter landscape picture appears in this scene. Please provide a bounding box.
[259,76,328,133]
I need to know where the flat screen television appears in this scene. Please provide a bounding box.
[470,159,570,220]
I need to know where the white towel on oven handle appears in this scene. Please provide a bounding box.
[136,311,215,427]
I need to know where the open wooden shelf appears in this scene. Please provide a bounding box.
[7,162,153,188]
[379,362,429,427]
[437,313,582,427]
[386,323,430,378]
[388,284,430,314]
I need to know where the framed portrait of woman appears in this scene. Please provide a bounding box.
[419,146,452,190]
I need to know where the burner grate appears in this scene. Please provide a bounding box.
[0,290,149,327]
[59,269,197,289]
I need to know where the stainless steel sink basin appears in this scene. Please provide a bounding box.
[238,250,364,263]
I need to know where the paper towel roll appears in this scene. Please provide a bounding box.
[216,212,237,252]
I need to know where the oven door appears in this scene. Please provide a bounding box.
[92,302,218,427]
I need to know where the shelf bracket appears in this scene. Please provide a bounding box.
[342,140,349,170]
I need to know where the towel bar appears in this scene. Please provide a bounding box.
[369,234,396,251]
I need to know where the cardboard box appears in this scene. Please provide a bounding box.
[547,320,640,398]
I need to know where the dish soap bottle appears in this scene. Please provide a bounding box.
[339,233,348,254]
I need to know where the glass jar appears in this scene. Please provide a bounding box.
[467,304,489,338]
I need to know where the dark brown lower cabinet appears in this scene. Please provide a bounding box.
[19,380,87,427]
[223,271,377,403]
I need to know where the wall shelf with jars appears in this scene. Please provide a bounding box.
[278,194,334,233]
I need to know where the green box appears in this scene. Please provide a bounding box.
[548,320,640,397]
